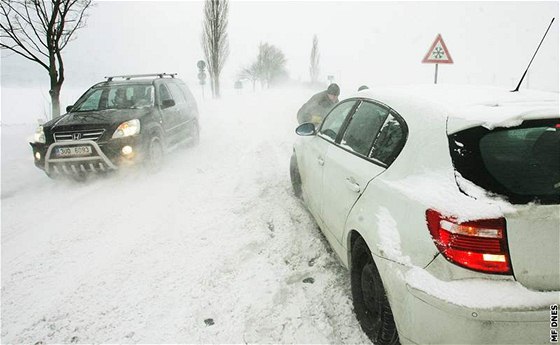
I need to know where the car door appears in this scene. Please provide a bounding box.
[156,82,179,140]
[322,101,406,243]
[301,100,357,220]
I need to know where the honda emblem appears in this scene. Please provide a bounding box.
[72,133,82,140]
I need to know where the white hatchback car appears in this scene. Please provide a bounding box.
[290,85,559,344]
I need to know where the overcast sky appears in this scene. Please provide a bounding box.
[1,1,558,93]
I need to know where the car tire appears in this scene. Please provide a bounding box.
[351,238,399,345]
[188,120,200,147]
[290,153,302,199]
[146,136,164,172]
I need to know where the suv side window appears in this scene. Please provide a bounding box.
[340,101,389,157]
[370,112,407,165]
[318,101,356,142]
[158,84,173,106]
[167,83,187,105]
[179,83,197,108]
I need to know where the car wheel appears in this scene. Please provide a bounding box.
[351,238,399,345]
[189,120,200,147]
[146,136,164,172]
[290,153,302,199]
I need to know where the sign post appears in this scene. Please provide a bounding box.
[197,60,207,99]
[422,34,453,84]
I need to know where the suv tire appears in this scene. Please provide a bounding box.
[351,237,399,345]
[189,120,200,147]
[146,136,164,172]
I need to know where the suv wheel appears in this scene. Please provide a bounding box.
[351,238,399,345]
[189,120,200,147]
[146,136,164,172]
[290,153,302,199]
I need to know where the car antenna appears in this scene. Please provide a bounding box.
[512,17,555,92]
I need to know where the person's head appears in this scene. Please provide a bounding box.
[115,88,126,101]
[327,83,340,102]
[358,85,369,91]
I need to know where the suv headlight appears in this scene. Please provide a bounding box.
[112,119,141,138]
[34,125,46,143]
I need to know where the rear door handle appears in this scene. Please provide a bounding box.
[345,177,361,193]
[317,156,324,166]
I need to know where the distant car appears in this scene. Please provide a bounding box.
[290,85,559,344]
[30,73,199,180]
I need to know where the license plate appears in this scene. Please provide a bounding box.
[55,146,92,157]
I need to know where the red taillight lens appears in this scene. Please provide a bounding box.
[426,209,512,274]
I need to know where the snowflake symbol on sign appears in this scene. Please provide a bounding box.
[432,47,444,59]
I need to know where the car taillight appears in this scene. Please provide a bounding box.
[426,209,512,274]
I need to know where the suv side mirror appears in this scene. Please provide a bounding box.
[66,105,74,113]
[161,99,175,109]
[295,123,316,136]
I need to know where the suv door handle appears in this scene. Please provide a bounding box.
[317,156,324,166]
[345,177,361,193]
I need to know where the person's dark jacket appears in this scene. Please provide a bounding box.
[297,90,338,125]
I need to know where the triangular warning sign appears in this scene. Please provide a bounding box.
[422,34,454,64]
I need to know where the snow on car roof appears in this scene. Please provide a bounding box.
[354,84,559,133]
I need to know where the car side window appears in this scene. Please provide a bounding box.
[370,113,407,165]
[167,83,187,105]
[340,101,389,157]
[178,83,196,105]
[158,84,173,105]
[319,101,356,142]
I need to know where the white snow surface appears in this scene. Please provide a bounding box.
[1,87,371,344]
[3,85,558,343]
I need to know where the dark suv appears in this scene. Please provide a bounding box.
[30,73,199,179]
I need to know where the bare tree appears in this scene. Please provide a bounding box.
[0,0,93,118]
[201,0,229,98]
[238,61,259,91]
[256,42,286,88]
[309,34,320,84]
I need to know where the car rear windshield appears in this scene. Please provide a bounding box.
[449,119,560,205]
[73,84,154,112]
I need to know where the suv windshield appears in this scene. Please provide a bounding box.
[449,119,560,205]
[73,84,154,112]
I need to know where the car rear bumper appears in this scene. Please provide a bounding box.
[377,258,558,344]
[402,283,554,344]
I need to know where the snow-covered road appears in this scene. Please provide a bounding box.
[1,87,370,343]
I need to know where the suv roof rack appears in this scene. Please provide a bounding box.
[104,73,177,82]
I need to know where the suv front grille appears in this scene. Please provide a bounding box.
[54,129,105,142]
